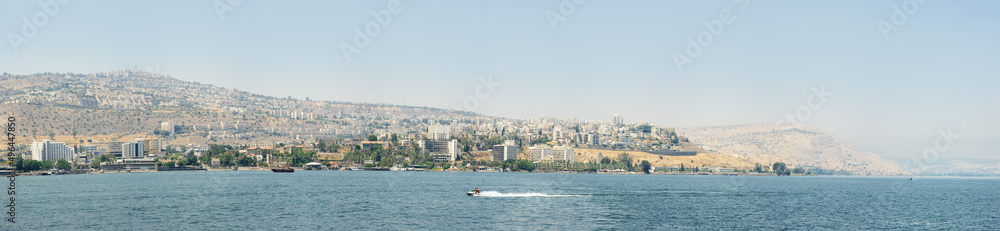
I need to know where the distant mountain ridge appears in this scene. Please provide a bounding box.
[678,123,905,175]
[3,71,904,175]
[0,70,482,143]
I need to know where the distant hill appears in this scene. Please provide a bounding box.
[901,158,1000,176]
[677,123,905,175]
[0,71,481,145]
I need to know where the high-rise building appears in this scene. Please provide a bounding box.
[137,138,162,155]
[612,114,623,125]
[29,139,74,162]
[491,141,517,162]
[447,139,458,162]
[418,139,459,162]
[107,141,123,157]
[122,142,144,158]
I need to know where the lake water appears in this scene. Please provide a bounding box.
[12,171,1000,230]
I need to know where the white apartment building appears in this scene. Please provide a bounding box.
[446,139,458,162]
[527,146,573,163]
[552,146,574,163]
[29,139,75,162]
[528,146,553,162]
[122,141,144,158]
[418,139,459,162]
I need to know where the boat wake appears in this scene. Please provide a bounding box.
[474,191,577,197]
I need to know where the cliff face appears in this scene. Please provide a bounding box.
[678,123,905,175]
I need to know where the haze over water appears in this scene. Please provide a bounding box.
[19,172,1000,230]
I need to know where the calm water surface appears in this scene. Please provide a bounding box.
[14,171,1000,230]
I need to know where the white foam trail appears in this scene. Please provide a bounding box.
[474,191,575,197]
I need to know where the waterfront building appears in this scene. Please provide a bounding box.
[491,141,517,162]
[712,167,735,173]
[122,141,144,159]
[138,138,162,155]
[418,139,459,162]
[107,141,124,157]
[100,158,156,171]
[29,139,74,162]
[552,146,574,163]
[652,166,681,172]
[80,145,102,164]
[245,147,272,162]
[528,146,553,162]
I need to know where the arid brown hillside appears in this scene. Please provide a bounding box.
[678,123,905,175]
[573,148,756,170]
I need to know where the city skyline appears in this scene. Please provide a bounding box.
[2,0,998,161]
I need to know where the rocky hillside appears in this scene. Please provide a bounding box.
[573,148,756,170]
[0,71,478,145]
[678,123,905,175]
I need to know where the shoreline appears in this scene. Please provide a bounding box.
[12,168,969,177]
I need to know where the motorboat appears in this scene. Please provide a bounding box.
[467,189,482,196]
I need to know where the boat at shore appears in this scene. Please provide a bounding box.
[271,162,294,173]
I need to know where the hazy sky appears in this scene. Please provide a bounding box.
[1,0,998,161]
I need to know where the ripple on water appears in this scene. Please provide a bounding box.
[13,172,1000,230]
